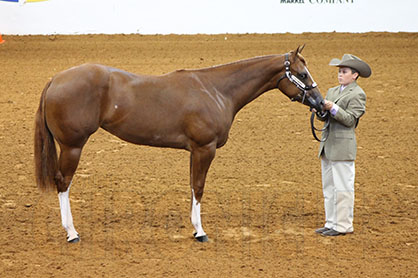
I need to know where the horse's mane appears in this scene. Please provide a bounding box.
[165,51,307,77]
[174,54,281,73]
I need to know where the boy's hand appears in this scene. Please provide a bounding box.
[323,100,334,111]
[313,100,333,112]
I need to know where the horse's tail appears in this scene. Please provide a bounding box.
[34,80,59,192]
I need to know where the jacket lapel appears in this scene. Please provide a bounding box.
[333,82,357,104]
[327,86,340,102]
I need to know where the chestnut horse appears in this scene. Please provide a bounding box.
[34,46,324,243]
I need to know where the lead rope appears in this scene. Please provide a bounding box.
[310,111,330,142]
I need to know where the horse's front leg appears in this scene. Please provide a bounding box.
[190,142,216,242]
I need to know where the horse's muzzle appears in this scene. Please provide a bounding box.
[306,92,325,114]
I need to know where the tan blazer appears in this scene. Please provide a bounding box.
[318,81,366,161]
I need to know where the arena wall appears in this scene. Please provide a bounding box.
[0,0,417,35]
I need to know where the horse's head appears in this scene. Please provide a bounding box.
[276,45,325,114]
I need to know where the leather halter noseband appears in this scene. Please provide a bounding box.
[276,53,318,103]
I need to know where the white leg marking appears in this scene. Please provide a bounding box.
[58,183,79,242]
[191,190,206,237]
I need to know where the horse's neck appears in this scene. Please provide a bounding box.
[200,55,283,114]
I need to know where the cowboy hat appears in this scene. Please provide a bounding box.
[329,54,371,78]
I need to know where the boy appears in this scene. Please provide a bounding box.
[315,54,371,236]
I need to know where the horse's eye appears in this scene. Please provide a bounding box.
[299,73,307,79]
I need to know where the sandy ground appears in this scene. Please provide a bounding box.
[0,32,417,277]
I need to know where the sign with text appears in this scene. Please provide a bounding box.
[0,0,416,35]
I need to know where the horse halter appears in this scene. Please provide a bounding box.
[276,53,318,104]
[276,53,329,142]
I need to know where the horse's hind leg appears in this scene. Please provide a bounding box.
[59,182,79,243]
[57,145,84,243]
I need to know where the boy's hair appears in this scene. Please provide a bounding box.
[350,68,360,80]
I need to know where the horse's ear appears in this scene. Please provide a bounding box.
[299,44,305,53]
[296,44,306,55]
[291,45,305,62]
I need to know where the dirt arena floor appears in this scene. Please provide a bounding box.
[0,32,417,277]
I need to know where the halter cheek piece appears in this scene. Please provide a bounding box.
[276,53,318,104]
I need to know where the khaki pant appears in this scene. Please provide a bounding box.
[321,156,355,233]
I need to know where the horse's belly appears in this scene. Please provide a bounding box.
[101,122,189,150]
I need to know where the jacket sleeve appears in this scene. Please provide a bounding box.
[333,90,366,127]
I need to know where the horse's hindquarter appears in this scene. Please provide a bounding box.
[100,70,233,150]
[45,64,110,146]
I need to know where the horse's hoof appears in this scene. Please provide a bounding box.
[67,235,80,243]
[195,235,209,242]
